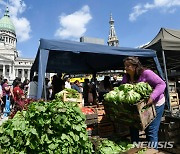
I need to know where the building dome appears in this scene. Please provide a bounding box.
[0,7,15,34]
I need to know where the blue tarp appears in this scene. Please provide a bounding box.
[30,38,164,99]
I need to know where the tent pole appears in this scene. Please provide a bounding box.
[162,50,171,112]
[37,49,49,100]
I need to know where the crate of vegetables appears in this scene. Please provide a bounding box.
[81,107,98,125]
[55,88,82,107]
[103,82,156,130]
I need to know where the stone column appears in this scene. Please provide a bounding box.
[9,64,12,76]
[27,69,30,80]
[15,69,18,78]
[12,65,15,79]
[3,64,5,78]
[22,69,25,81]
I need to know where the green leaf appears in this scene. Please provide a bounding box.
[48,143,59,150]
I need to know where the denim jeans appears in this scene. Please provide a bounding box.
[145,103,165,149]
[130,103,165,149]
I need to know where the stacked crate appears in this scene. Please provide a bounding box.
[81,107,98,136]
[168,81,180,109]
[159,115,180,153]
[170,92,179,108]
[93,105,115,138]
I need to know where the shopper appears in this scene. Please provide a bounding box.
[1,79,14,117]
[121,56,166,149]
[72,80,81,93]
[27,76,38,99]
[13,81,25,110]
[98,76,112,102]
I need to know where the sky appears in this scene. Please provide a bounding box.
[0,0,179,58]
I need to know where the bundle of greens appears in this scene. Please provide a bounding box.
[95,139,134,154]
[134,82,153,99]
[0,99,92,153]
[104,82,152,104]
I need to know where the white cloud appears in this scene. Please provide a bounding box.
[0,0,31,42]
[55,5,92,40]
[129,4,147,22]
[11,17,31,42]
[129,0,180,21]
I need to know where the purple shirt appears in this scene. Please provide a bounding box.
[121,69,166,103]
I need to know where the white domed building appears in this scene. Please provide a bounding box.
[0,7,34,83]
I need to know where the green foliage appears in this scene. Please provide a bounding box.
[105,82,152,105]
[104,91,118,103]
[124,90,141,104]
[0,100,92,153]
[95,139,134,154]
[134,82,152,99]
[118,84,134,92]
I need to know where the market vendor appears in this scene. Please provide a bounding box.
[121,56,166,149]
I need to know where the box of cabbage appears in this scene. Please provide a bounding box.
[103,82,156,130]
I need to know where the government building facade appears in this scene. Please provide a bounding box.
[0,7,34,83]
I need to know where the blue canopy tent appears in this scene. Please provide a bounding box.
[31,38,168,108]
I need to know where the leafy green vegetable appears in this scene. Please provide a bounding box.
[105,82,152,104]
[124,90,141,104]
[95,139,134,154]
[0,100,92,153]
[104,91,118,103]
[117,91,125,103]
[134,82,152,99]
[118,84,134,92]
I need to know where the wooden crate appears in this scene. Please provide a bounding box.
[63,92,82,102]
[84,108,98,125]
[159,117,180,145]
[169,92,179,107]
[63,92,82,107]
[113,123,130,137]
[85,113,98,125]
[103,100,156,131]
[168,81,176,93]
[98,122,114,137]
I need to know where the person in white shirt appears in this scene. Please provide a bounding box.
[65,77,71,89]
[27,76,38,99]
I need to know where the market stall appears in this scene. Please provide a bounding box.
[143,28,180,152]
[30,38,164,101]
[143,28,180,110]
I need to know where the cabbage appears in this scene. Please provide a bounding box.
[117,91,125,103]
[134,82,152,99]
[124,90,141,104]
[113,87,120,92]
[104,91,118,102]
[118,84,134,92]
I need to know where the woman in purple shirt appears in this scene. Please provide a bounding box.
[122,56,166,149]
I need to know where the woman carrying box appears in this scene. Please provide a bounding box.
[121,56,166,149]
